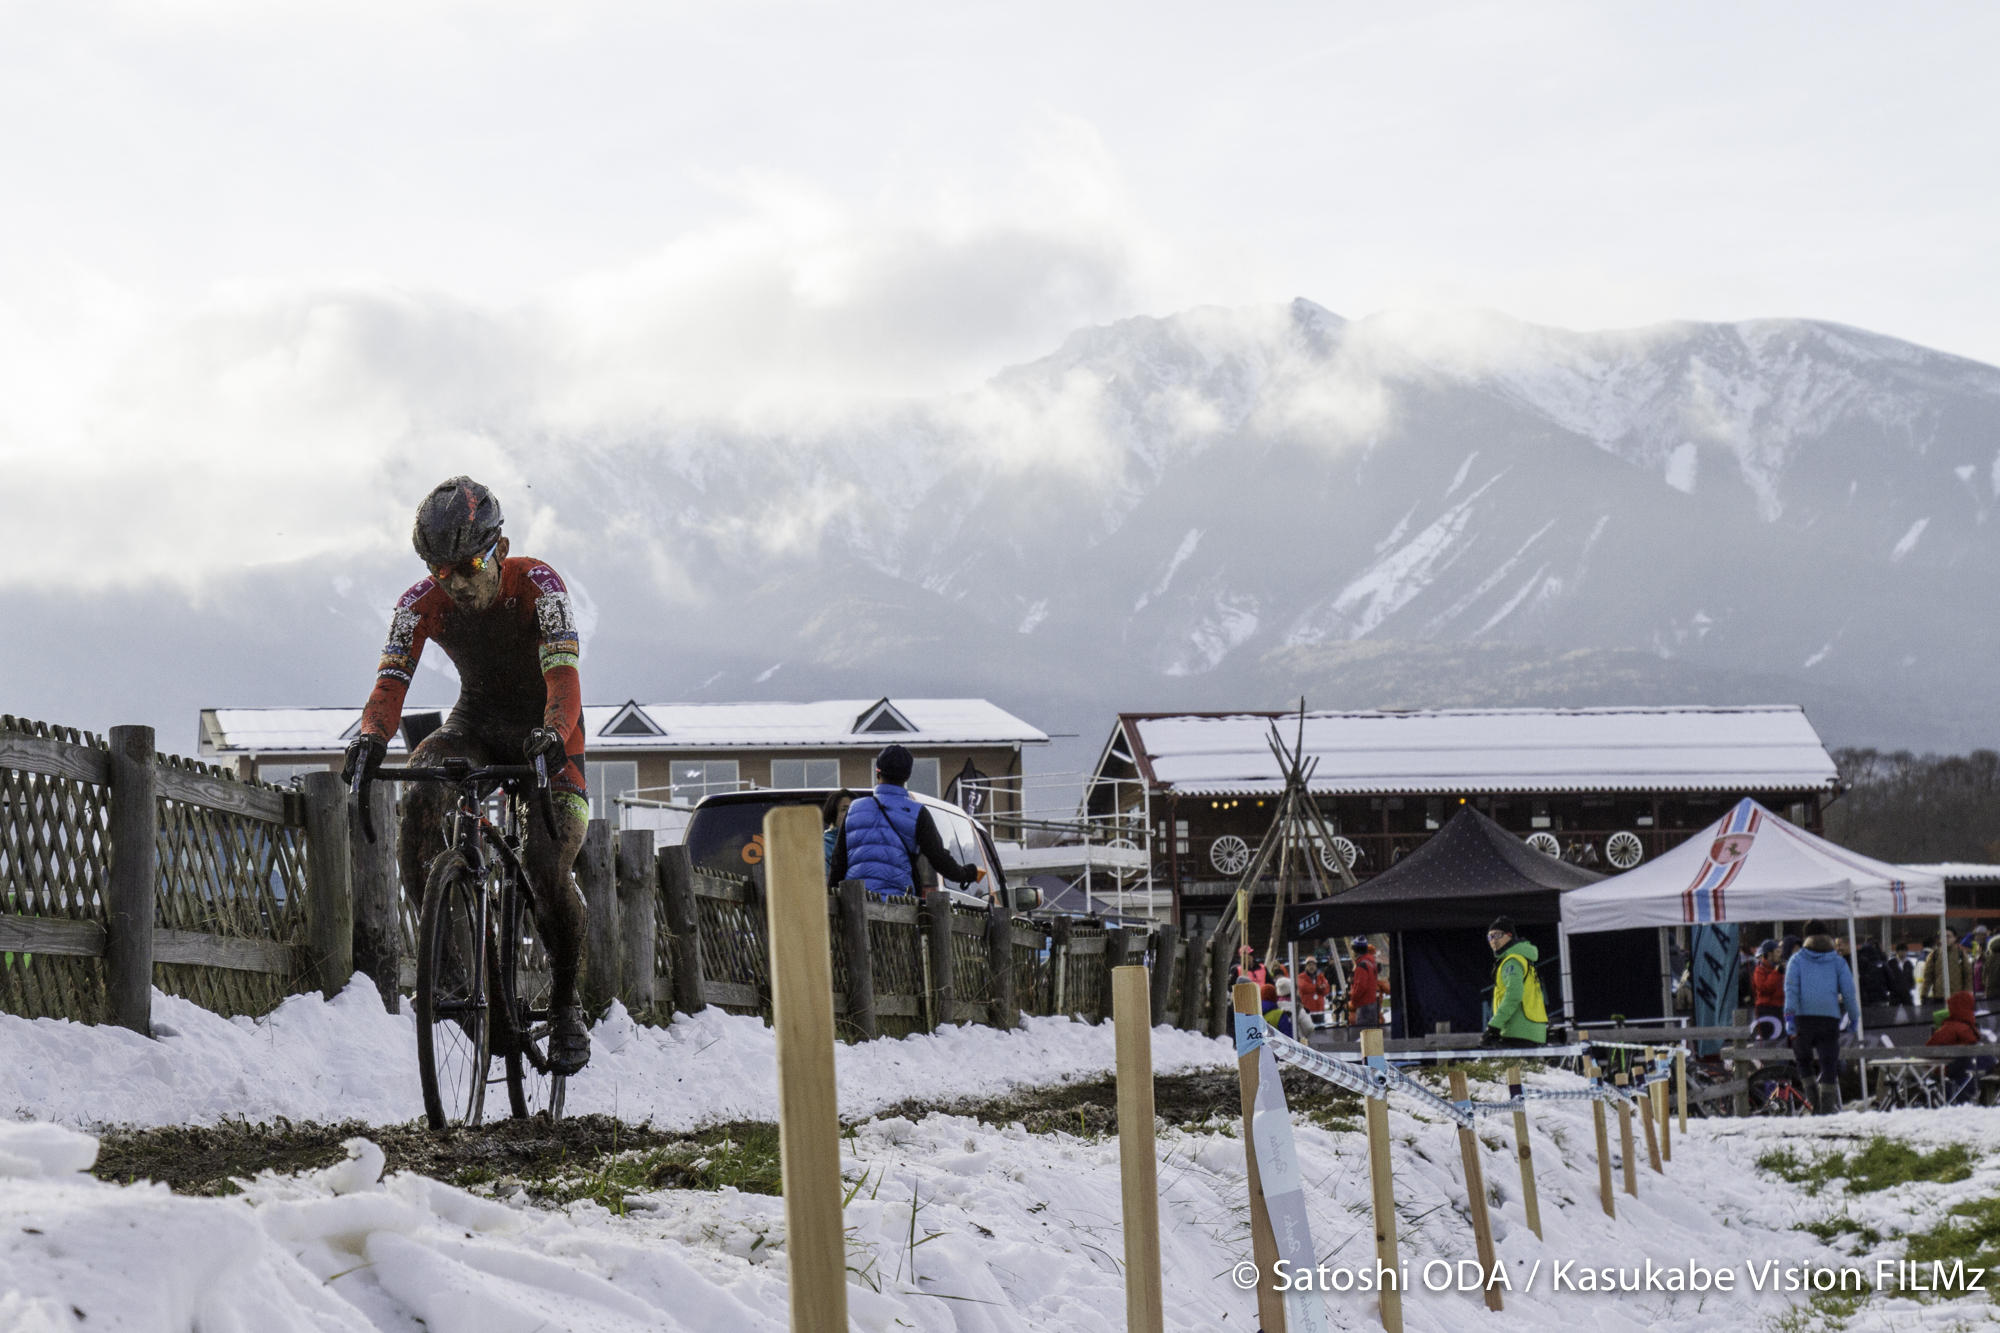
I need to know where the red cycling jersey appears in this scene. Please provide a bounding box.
[359,557,585,789]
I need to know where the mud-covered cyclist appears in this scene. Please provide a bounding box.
[339,477,593,1076]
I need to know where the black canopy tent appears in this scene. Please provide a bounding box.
[1282,807,1659,1037]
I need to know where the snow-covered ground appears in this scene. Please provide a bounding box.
[1,985,1997,1331]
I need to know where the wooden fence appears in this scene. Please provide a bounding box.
[0,713,1236,1040]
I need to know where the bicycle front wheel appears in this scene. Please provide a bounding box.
[500,872,566,1122]
[417,852,490,1130]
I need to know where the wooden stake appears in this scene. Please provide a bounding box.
[1639,1079,1662,1174]
[1676,1048,1688,1136]
[105,725,158,1035]
[1115,966,1163,1333]
[1233,982,1287,1333]
[765,806,848,1333]
[1614,1071,1638,1197]
[1449,1070,1502,1312]
[1587,1059,1614,1219]
[300,771,355,1001]
[578,819,619,1016]
[1654,1051,1671,1163]
[1361,1026,1404,1333]
[1507,1063,1541,1239]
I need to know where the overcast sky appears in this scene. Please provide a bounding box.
[4,1,1998,588]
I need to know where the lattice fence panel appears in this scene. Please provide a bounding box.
[947,903,992,1012]
[0,718,109,1022]
[1064,922,1108,1022]
[153,755,306,1019]
[869,914,926,1038]
[1012,923,1051,1017]
[692,868,767,1015]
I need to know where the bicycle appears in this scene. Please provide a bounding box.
[353,756,567,1131]
[1745,1062,1816,1117]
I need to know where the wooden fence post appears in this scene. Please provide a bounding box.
[1147,926,1175,1029]
[659,845,706,1015]
[105,724,157,1035]
[1099,927,1130,1026]
[348,778,399,1012]
[1209,931,1233,1037]
[1115,965,1163,1333]
[923,888,955,1030]
[579,819,619,1016]
[1507,1063,1542,1239]
[1655,1052,1672,1162]
[1450,1069,1502,1312]
[1588,1059,1615,1218]
[1643,1047,1665,1170]
[986,902,1016,1031]
[618,829,657,1017]
[300,771,354,1001]
[1676,1048,1688,1136]
[839,880,878,1040]
[1051,916,1072,1017]
[1615,1071,1639,1196]
[1177,928,1202,1031]
[764,805,848,1333]
[1233,982,1286,1333]
[1361,1026,1403,1333]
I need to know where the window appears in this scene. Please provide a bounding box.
[256,762,330,788]
[671,759,740,805]
[908,757,941,798]
[771,758,842,789]
[587,761,639,827]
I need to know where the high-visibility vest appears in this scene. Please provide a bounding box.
[1493,951,1547,1024]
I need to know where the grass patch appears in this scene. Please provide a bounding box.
[1903,1195,2000,1302]
[527,1122,784,1215]
[1756,1137,1974,1196]
[1795,1214,1883,1249]
[1768,1286,1872,1331]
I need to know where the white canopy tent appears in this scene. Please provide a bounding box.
[1557,798,1946,1042]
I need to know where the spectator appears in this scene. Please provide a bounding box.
[1854,941,1892,1007]
[1348,936,1385,1027]
[1240,949,1268,985]
[1260,981,1293,1038]
[1970,924,1994,997]
[1481,916,1548,1048]
[820,789,854,875]
[1749,939,1786,1042]
[1918,932,1969,1003]
[1784,919,1861,1115]
[1274,975,1297,1037]
[1984,929,2000,1001]
[1887,940,1918,1007]
[1925,990,1991,1105]
[1297,957,1331,1029]
[828,744,986,900]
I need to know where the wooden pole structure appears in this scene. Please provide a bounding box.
[1449,1069,1502,1312]
[578,819,619,1016]
[1614,1071,1639,1196]
[1233,982,1286,1333]
[104,724,158,1035]
[348,778,400,1012]
[658,845,707,1015]
[839,880,878,1039]
[765,805,847,1333]
[922,888,957,1031]
[1653,1049,1672,1163]
[985,901,1017,1031]
[300,771,355,1001]
[617,829,657,1017]
[1361,1026,1404,1333]
[1639,1077,1663,1174]
[1676,1048,1688,1136]
[1147,926,1176,1028]
[1506,1063,1542,1239]
[1587,1059,1615,1218]
[1115,965,1164,1333]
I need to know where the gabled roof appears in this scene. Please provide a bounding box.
[853,698,916,734]
[1105,706,1838,796]
[199,699,1048,755]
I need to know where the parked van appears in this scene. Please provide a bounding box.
[684,788,1040,911]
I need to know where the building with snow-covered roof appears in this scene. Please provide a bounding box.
[199,697,1047,830]
[1086,705,1840,933]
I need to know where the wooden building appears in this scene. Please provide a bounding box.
[198,696,1047,831]
[1086,705,1841,934]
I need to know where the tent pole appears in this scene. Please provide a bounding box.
[1558,923,1575,1037]
[1848,912,1867,1102]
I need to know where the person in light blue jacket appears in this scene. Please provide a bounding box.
[1784,919,1861,1114]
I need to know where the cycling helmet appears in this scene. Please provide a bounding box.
[413,476,504,567]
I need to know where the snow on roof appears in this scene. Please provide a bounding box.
[1902,863,2000,884]
[202,699,1047,754]
[1119,706,1837,795]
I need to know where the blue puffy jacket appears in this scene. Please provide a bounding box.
[843,785,924,898]
[1785,939,1860,1021]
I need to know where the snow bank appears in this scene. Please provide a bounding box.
[0,982,1232,1130]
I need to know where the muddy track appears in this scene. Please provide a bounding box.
[92,1068,1362,1197]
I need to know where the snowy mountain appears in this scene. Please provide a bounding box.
[11,299,2000,765]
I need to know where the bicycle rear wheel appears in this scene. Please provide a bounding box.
[499,872,566,1121]
[1749,1064,1814,1117]
[416,852,490,1130]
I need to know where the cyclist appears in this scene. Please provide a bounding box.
[339,476,593,1076]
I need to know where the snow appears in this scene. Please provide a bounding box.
[1891,517,1929,562]
[1320,473,1504,638]
[1133,527,1203,614]
[4,991,2000,1329]
[1664,441,1698,493]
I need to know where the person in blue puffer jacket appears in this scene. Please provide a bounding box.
[1784,919,1861,1114]
[827,744,987,900]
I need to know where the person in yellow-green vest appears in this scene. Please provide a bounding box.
[1481,916,1548,1047]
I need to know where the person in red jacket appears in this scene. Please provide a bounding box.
[1927,990,1990,1104]
[1349,936,1386,1027]
[1296,957,1332,1029]
[1750,939,1787,1042]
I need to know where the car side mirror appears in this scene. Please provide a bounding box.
[1011,886,1043,912]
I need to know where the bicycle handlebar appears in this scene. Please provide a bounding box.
[350,757,555,844]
